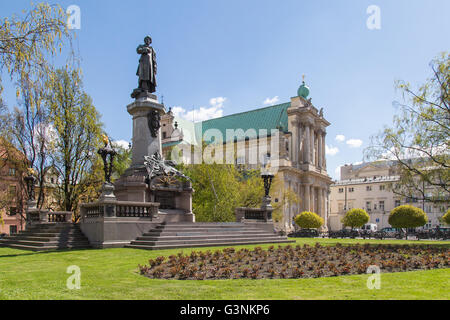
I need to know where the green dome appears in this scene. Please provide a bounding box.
[297,81,310,98]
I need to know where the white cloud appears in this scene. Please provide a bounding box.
[325,145,339,156]
[113,140,130,150]
[334,166,341,180]
[172,97,226,122]
[263,96,279,105]
[335,134,345,142]
[346,139,363,148]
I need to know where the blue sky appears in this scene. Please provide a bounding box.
[1,0,449,180]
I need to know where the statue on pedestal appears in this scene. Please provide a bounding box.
[132,36,157,99]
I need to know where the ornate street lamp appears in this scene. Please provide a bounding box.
[261,166,275,209]
[24,168,37,209]
[98,135,117,184]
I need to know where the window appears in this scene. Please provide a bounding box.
[10,225,17,235]
[8,185,16,198]
[162,132,167,139]
[379,185,385,191]
[236,156,245,165]
[51,178,55,184]
[9,168,16,176]
[379,201,385,211]
[338,203,344,212]
[374,204,377,210]
[349,187,354,192]
[366,201,372,212]
[9,207,17,216]
[366,186,372,191]
[338,188,344,193]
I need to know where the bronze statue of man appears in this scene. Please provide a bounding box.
[136,36,157,93]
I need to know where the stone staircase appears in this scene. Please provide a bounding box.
[0,223,92,251]
[126,222,294,250]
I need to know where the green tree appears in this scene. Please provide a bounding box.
[0,3,72,105]
[47,68,103,218]
[388,205,428,239]
[269,174,301,224]
[341,208,369,230]
[442,209,450,225]
[238,169,264,208]
[366,53,449,203]
[294,211,324,229]
[180,163,242,222]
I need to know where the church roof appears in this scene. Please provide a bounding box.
[196,102,290,143]
[163,102,291,147]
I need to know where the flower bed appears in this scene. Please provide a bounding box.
[138,243,450,280]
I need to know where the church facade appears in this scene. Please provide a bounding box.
[160,80,333,231]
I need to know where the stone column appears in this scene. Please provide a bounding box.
[304,124,310,164]
[304,184,311,212]
[317,187,323,218]
[322,131,327,170]
[291,120,299,165]
[318,130,323,168]
[310,185,314,213]
[298,124,303,164]
[127,97,165,168]
[310,127,315,166]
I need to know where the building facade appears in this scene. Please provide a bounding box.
[329,161,449,231]
[160,80,333,231]
[0,146,26,235]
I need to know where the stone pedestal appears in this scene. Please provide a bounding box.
[127,95,165,168]
[99,183,117,202]
[114,95,165,203]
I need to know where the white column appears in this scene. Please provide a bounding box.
[304,124,310,164]
[322,132,327,170]
[318,130,323,168]
[291,120,298,165]
[310,127,315,166]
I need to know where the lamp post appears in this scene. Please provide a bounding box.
[261,169,274,209]
[24,168,37,209]
[98,135,117,184]
[97,135,117,202]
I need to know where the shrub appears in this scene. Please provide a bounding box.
[294,211,324,229]
[442,209,450,225]
[388,205,428,239]
[341,208,369,229]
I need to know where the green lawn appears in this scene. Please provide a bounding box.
[0,238,449,300]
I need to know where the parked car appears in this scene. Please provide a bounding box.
[288,229,319,238]
[361,224,378,232]
[381,227,404,239]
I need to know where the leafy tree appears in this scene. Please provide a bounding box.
[0,3,74,218]
[388,205,428,239]
[238,169,264,208]
[294,211,324,229]
[442,209,450,225]
[47,68,103,218]
[179,163,264,222]
[269,174,301,225]
[0,3,72,105]
[341,208,369,230]
[180,163,241,222]
[111,142,131,180]
[366,53,449,203]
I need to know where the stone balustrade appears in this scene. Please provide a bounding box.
[80,200,159,221]
[235,207,273,222]
[26,210,72,224]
